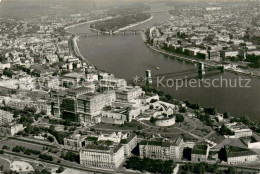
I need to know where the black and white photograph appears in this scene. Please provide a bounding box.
[0,0,260,173]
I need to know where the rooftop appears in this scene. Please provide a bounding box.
[67,87,92,95]
[192,144,208,155]
[77,93,103,101]
[120,134,136,144]
[63,72,85,78]
[84,140,122,153]
[140,137,183,147]
[225,145,257,158]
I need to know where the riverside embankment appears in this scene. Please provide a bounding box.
[140,32,260,79]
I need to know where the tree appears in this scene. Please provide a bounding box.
[13,110,20,118]
[34,114,41,121]
[125,156,175,174]
[150,99,158,103]
[49,125,55,133]
[165,94,173,101]
[40,110,47,115]
[181,163,218,174]
[2,145,9,150]
[204,107,216,115]
[239,116,250,125]
[218,124,234,136]
[56,166,64,173]
[226,166,236,174]
[150,117,157,124]
[223,112,230,119]
[24,106,37,114]
[179,107,187,113]
[3,69,13,78]
[61,151,79,163]
[149,105,154,110]
[38,154,53,161]
[33,169,51,174]
[47,136,54,142]
[176,114,184,123]
[3,170,19,174]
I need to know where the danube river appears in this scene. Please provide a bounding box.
[68,3,260,121]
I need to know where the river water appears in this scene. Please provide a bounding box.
[67,3,260,121]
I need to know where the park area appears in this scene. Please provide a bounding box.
[10,161,34,172]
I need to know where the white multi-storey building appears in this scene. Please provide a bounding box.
[115,86,143,102]
[99,78,127,91]
[80,142,125,169]
[139,137,184,160]
[225,145,258,164]
[120,133,137,156]
[226,122,252,138]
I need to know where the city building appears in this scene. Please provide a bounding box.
[97,132,122,143]
[50,90,69,116]
[221,51,239,59]
[84,132,137,156]
[139,137,184,160]
[115,86,143,102]
[80,140,125,169]
[51,88,115,122]
[4,98,51,115]
[0,110,14,125]
[241,136,260,149]
[95,111,128,125]
[225,145,258,164]
[0,123,24,136]
[197,50,209,60]
[155,116,176,127]
[77,91,116,122]
[208,50,221,62]
[99,78,127,91]
[191,144,209,162]
[62,72,86,87]
[64,134,86,150]
[120,133,137,156]
[225,122,253,138]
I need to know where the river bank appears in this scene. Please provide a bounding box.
[64,17,113,31]
[69,14,153,67]
[71,35,93,67]
[69,14,155,66]
[140,32,260,79]
[88,14,153,34]
[114,15,154,33]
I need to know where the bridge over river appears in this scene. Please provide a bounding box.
[79,29,146,37]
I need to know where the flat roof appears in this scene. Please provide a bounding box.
[77,93,103,100]
[192,144,208,155]
[225,145,257,158]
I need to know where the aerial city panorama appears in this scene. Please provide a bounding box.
[0,0,260,174]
